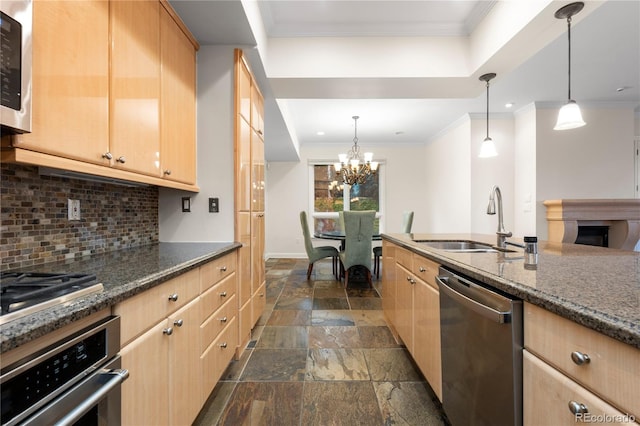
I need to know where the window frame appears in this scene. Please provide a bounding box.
[307,160,385,234]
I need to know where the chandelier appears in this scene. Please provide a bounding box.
[334,116,378,185]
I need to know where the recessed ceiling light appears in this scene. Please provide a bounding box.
[616,86,631,92]
[316,131,325,136]
[505,102,514,108]
[395,131,404,135]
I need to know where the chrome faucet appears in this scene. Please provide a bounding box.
[487,185,512,249]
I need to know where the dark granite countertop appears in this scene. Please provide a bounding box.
[383,233,640,349]
[0,242,241,353]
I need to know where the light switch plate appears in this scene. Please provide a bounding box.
[68,199,81,220]
[209,197,219,213]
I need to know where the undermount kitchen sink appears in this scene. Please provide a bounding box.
[415,240,501,253]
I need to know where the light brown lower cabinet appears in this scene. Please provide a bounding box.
[114,250,239,426]
[523,351,636,425]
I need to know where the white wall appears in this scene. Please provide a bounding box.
[535,106,636,239]
[159,46,236,242]
[265,143,428,258]
[424,117,472,233]
[512,104,538,237]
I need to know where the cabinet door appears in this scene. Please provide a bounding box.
[251,131,265,212]
[110,0,160,176]
[251,83,264,138]
[395,263,414,352]
[15,0,109,163]
[251,212,265,294]
[168,298,202,426]
[381,241,396,327]
[120,320,170,426]
[236,118,252,212]
[236,53,252,123]
[523,351,634,425]
[414,277,442,401]
[159,7,196,184]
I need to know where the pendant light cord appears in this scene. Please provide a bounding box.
[486,80,490,139]
[567,16,572,101]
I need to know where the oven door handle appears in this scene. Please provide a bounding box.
[54,369,129,426]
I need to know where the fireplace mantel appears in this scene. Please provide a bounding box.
[543,199,640,250]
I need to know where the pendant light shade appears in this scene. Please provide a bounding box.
[479,73,498,158]
[554,2,586,131]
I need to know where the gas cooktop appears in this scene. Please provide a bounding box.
[0,272,104,325]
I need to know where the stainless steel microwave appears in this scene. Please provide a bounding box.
[1,0,32,134]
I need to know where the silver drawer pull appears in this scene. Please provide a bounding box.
[419,267,426,272]
[568,401,588,415]
[219,316,227,323]
[168,293,179,302]
[406,276,411,282]
[117,156,126,164]
[102,152,113,160]
[571,351,590,365]
[173,319,183,327]
[220,291,227,297]
[163,327,173,336]
[220,266,227,272]
[219,342,228,348]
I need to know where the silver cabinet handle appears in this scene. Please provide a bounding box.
[173,319,183,327]
[257,129,263,135]
[419,266,426,272]
[163,327,173,336]
[219,291,227,297]
[220,266,227,272]
[102,152,113,160]
[164,169,172,175]
[219,316,227,323]
[571,351,590,365]
[168,293,179,302]
[117,156,126,163]
[406,276,411,282]
[568,401,588,415]
[219,342,228,348]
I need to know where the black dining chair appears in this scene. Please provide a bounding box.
[339,210,376,288]
[300,211,339,279]
[373,210,413,278]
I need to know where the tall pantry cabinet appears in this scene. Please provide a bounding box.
[234,49,266,351]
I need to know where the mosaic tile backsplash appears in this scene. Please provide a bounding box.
[1,163,159,271]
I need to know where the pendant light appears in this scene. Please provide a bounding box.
[554,2,586,130]
[334,116,378,185]
[479,73,498,158]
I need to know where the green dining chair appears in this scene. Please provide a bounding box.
[373,210,413,278]
[339,210,376,288]
[300,211,339,279]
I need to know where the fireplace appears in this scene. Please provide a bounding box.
[543,199,640,250]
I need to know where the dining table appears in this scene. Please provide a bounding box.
[314,230,382,251]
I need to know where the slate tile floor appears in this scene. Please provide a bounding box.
[193,258,449,426]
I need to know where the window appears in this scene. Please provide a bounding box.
[309,163,383,234]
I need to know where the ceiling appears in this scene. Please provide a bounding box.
[169,1,640,162]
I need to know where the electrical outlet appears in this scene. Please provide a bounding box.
[209,197,219,213]
[68,199,81,220]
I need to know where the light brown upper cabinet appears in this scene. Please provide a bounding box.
[6,0,199,191]
[159,4,197,185]
[110,0,161,177]
[12,0,110,164]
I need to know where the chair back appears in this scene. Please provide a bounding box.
[402,211,414,233]
[342,210,375,271]
[299,211,315,256]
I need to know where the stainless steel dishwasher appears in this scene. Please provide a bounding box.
[437,267,523,426]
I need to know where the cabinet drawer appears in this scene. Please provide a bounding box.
[200,294,237,354]
[200,273,237,321]
[200,251,237,293]
[201,317,238,398]
[523,351,636,425]
[395,246,413,269]
[525,303,639,418]
[114,268,200,345]
[412,254,440,289]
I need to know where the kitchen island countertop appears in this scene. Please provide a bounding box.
[383,233,640,349]
[0,242,241,353]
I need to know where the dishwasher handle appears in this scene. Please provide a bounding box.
[436,275,512,324]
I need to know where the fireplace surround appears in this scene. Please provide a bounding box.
[543,199,640,250]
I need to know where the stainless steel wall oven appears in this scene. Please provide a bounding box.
[1,316,128,426]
